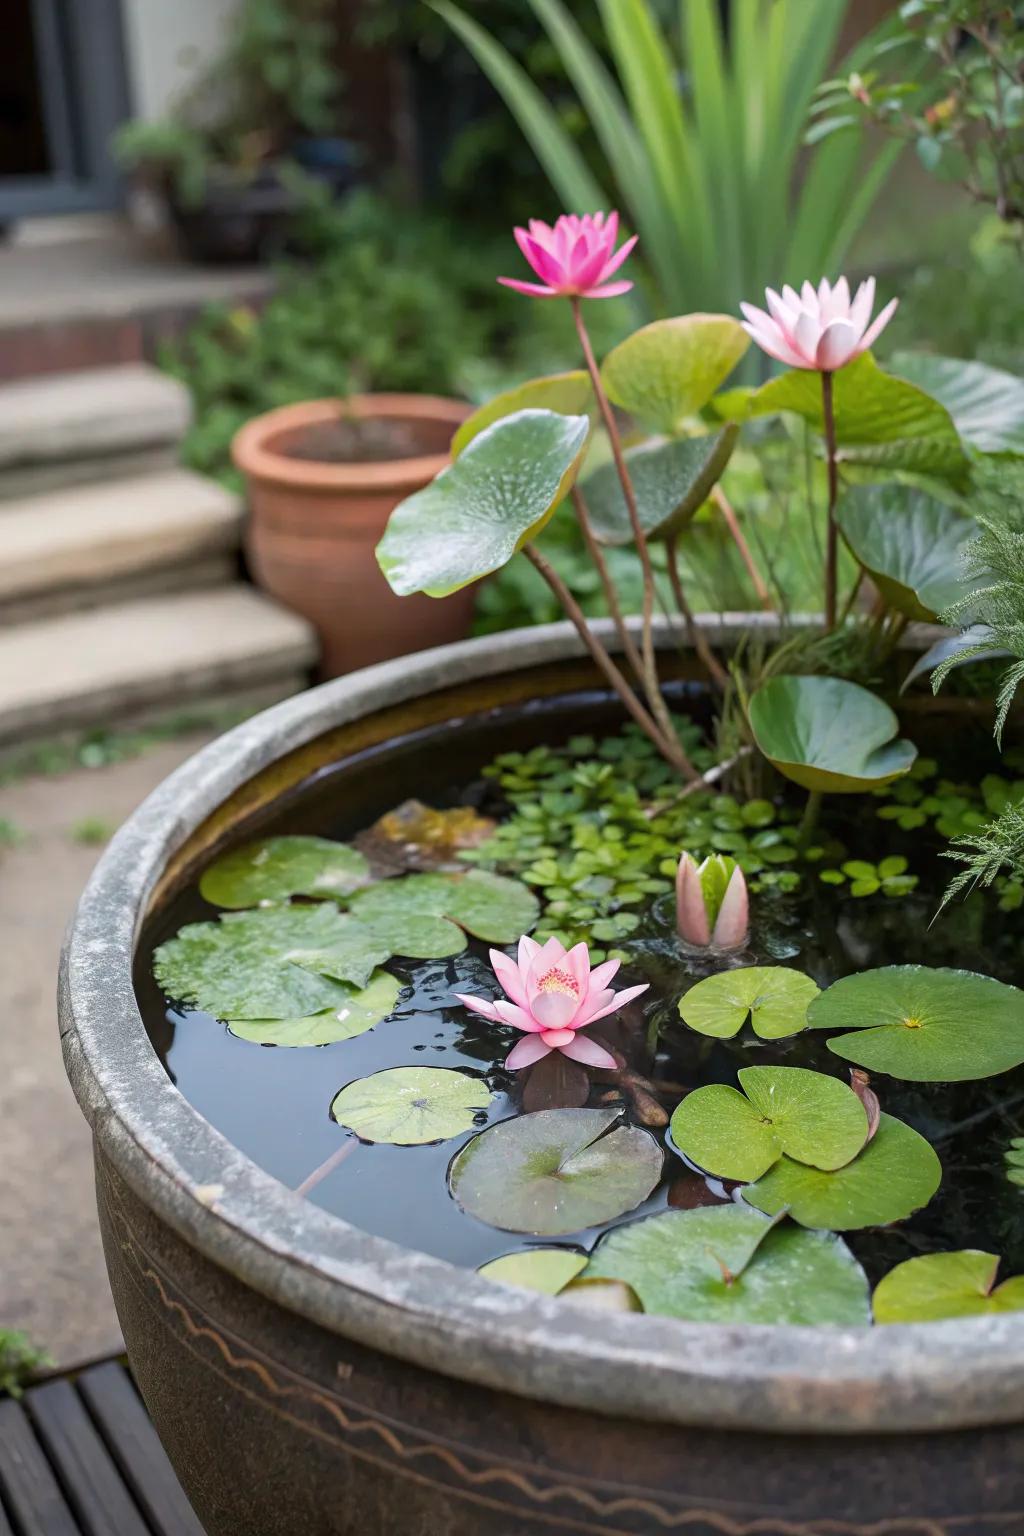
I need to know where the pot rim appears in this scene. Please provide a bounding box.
[231,393,470,494]
[59,619,1024,1437]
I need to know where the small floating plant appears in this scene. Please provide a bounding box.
[147,213,1024,1330]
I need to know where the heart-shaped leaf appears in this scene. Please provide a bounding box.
[346,871,538,957]
[449,1107,663,1236]
[583,429,738,546]
[836,485,979,622]
[891,352,1024,457]
[670,1066,869,1184]
[585,1206,870,1325]
[478,1248,587,1294]
[715,352,967,479]
[153,905,390,1018]
[742,1112,941,1230]
[748,675,918,793]
[227,971,401,1046]
[678,965,820,1040]
[809,965,1024,1082]
[452,372,593,456]
[199,836,369,909]
[330,1066,492,1144]
[873,1250,1024,1323]
[377,409,590,597]
[601,315,750,435]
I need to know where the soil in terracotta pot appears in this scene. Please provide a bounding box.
[277,413,452,464]
[136,688,1024,1316]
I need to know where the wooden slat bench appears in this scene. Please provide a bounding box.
[0,1363,204,1536]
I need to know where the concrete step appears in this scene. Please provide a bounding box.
[0,469,244,624]
[0,587,318,746]
[0,365,192,497]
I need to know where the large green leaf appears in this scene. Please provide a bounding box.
[891,353,1024,457]
[199,836,369,909]
[601,316,749,434]
[716,352,967,479]
[449,1107,663,1236]
[585,1206,870,1325]
[153,905,390,1018]
[346,871,538,958]
[583,428,737,546]
[743,1112,942,1231]
[836,485,979,623]
[330,1067,493,1145]
[809,965,1024,1083]
[452,373,593,457]
[376,410,590,598]
[670,1066,868,1184]
[873,1250,1024,1324]
[227,972,401,1047]
[677,965,819,1040]
[478,1248,587,1295]
[748,675,918,793]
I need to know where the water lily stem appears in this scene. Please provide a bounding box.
[665,534,730,691]
[799,789,823,848]
[571,298,679,752]
[821,369,840,631]
[524,544,697,777]
[294,1137,357,1199]
[711,486,773,611]
[839,567,865,626]
[572,486,644,684]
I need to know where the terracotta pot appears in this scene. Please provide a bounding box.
[233,394,475,678]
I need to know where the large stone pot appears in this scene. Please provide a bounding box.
[59,622,1024,1536]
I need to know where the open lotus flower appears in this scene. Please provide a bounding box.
[498,211,637,300]
[676,853,749,951]
[740,277,897,372]
[456,936,648,1070]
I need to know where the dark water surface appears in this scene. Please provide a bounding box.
[135,688,1024,1284]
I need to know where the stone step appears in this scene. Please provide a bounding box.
[0,587,318,746]
[0,469,245,624]
[0,364,192,497]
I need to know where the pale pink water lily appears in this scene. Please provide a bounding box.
[740,276,898,372]
[676,853,749,951]
[498,211,637,300]
[456,935,648,1071]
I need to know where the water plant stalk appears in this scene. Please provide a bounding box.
[571,485,645,685]
[665,534,730,692]
[711,486,773,611]
[821,369,840,630]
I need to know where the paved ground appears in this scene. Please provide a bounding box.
[0,735,214,1368]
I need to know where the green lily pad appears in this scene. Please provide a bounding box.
[583,429,738,547]
[601,315,750,436]
[452,372,593,456]
[715,351,967,480]
[678,966,820,1040]
[748,675,917,794]
[330,1066,492,1145]
[836,485,979,622]
[477,1248,587,1295]
[560,1277,643,1312]
[199,836,369,909]
[153,905,389,1018]
[742,1112,942,1231]
[227,971,401,1047]
[376,409,590,597]
[346,870,538,957]
[449,1107,663,1236]
[585,1207,870,1325]
[873,1250,1024,1323]
[891,352,1024,457]
[809,965,1024,1083]
[670,1066,868,1184]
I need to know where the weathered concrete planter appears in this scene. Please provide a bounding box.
[60,621,1024,1536]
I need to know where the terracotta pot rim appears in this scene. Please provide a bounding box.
[62,618,1020,1441]
[231,394,470,493]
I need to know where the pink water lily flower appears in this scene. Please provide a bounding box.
[740,276,898,372]
[498,211,637,300]
[456,935,648,1071]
